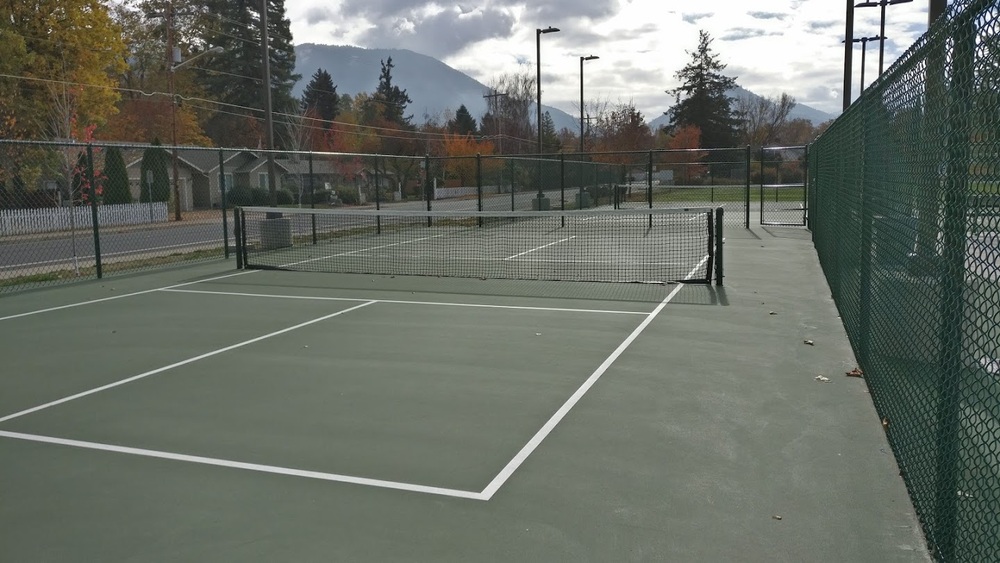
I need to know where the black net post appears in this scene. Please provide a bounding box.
[233,206,243,269]
[219,148,229,259]
[715,207,724,285]
[86,144,102,279]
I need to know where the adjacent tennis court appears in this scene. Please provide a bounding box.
[0,218,928,561]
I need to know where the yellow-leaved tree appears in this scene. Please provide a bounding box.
[1,0,127,140]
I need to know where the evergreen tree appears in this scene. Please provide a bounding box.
[301,68,339,128]
[666,31,739,149]
[371,57,413,129]
[200,0,300,146]
[139,140,170,202]
[541,111,561,153]
[103,146,132,204]
[447,104,478,136]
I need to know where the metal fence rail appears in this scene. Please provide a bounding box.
[809,0,1000,560]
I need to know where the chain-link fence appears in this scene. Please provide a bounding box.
[0,140,234,293]
[809,0,999,559]
[2,138,806,293]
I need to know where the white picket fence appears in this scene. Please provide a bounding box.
[0,202,169,236]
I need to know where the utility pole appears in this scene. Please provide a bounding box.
[167,1,182,220]
[483,90,508,155]
[261,0,277,207]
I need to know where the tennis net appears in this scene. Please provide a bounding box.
[234,206,723,285]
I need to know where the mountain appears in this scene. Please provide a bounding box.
[647,86,835,133]
[293,44,835,135]
[293,44,580,132]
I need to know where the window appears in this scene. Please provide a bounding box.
[258,173,267,190]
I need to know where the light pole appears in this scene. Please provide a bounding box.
[855,0,913,76]
[536,26,559,208]
[842,35,883,95]
[169,45,223,221]
[579,55,598,154]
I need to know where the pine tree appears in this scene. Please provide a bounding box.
[200,0,300,146]
[371,57,413,129]
[541,111,561,153]
[301,68,339,128]
[139,140,170,203]
[447,105,478,136]
[103,146,132,204]
[666,31,739,149]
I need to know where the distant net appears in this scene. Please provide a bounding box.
[234,206,723,285]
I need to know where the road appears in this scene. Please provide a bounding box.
[0,220,230,273]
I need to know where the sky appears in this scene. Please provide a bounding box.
[286,0,936,120]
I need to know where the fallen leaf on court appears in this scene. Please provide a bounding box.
[882,418,890,429]
[536,333,542,336]
[803,339,814,346]
[845,368,864,377]
[769,311,777,315]
[814,375,830,382]
[772,515,782,520]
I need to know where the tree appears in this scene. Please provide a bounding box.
[736,93,796,148]
[139,141,170,203]
[200,0,300,147]
[540,111,561,153]
[593,101,653,154]
[301,68,339,129]
[441,133,494,186]
[666,31,739,149]
[371,57,413,129]
[103,146,132,204]
[662,125,708,182]
[482,73,536,154]
[447,105,478,136]
[1,1,127,139]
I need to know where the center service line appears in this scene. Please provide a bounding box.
[504,236,576,261]
[478,256,709,500]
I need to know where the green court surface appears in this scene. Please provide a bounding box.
[0,228,929,562]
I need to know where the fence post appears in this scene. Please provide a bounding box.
[309,151,316,245]
[218,148,229,259]
[744,145,751,229]
[559,153,566,226]
[86,144,102,279]
[934,7,978,559]
[374,156,382,234]
[476,153,483,227]
[234,207,243,269]
[425,154,432,226]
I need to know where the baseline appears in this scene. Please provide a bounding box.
[0,430,485,501]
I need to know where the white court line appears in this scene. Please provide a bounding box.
[504,236,576,260]
[0,430,485,501]
[0,301,376,424]
[0,233,445,323]
[478,256,709,500]
[161,288,649,316]
[0,270,254,322]
[282,234,446,268]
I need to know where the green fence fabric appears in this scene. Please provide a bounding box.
[809,1,1000,560]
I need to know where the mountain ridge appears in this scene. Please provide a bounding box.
[293,44,835,133]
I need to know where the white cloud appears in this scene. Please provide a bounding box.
[288,0,933,119]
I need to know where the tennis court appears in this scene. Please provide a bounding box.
[0,214,928,561]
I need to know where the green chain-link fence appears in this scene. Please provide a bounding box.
[809,0,999,560]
